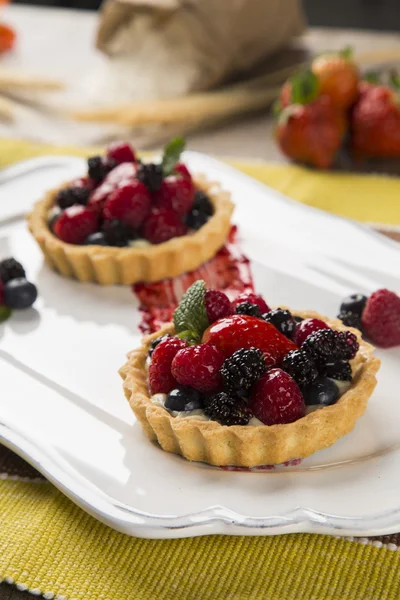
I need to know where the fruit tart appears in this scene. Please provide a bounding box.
[28,139,234,285]
[120,281,380,467]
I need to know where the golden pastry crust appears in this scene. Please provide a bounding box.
[27,175,234,285]
[120,311,380,467]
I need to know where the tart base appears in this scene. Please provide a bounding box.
[27,175,234,285]
[120,312,380,467]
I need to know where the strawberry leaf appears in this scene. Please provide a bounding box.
[173,280,209,343]
[0,305,11,323]
[162,137,185,177]
[340,45,353,60]
[290,70,319,105]
[390,70,400,90]
[272,98,282,118]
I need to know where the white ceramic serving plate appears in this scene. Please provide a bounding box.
[0,153,399,539]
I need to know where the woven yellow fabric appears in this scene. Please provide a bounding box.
[1,479,400,600]
[1,137,400,225]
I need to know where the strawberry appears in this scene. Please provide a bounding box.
[171,344,225,393]
[149,337,188,395]
[142,208,187,244]
[53,206,98,245]
[276,95,345,169]
[250,368,306,425]
[103,181,151,229]
[351,84,400,158]
[362,289,400,348]
[88,163,138,214]
[153,176,195,215]
[311,52,359,110]
[202,314,297,365]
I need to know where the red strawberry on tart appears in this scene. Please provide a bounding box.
[28,139,233,285]
[120,281,380,467]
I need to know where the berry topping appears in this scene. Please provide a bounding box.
[103,181,151,229]
[192,190,213,215]
[87,156,117,184]
[235,301,262,318]
[85,232,107,246]
[202,314,297,365]
[165,387,203,412]
[174,163,191,180]
[204,290,232,324]
[173,280,209,343]
[4,278,37,309]
[302,328,359,365]
[142,208,187,244]
[340,293,368,317]
[232,293,270,315]
[149,337,188,395]
[137,162,164,193]
[294,318,329,346]
[281,349,318,388]
[204,392,251,426]
[319,360,352,381]
[0,258,25,284]
[263,308,296,339]
[250,369,306,425]
[153,176,195,215]
[220,347,266,398]
[185,208,209,230]
[106,141,136,164]
[53,206,98,245]
[302,377,340,406]
[361,289,400,348]
[171,344,225,393]
[337,310,362,329]
[148,334,171,357]
[102,219,133,247]
[48,207,62,232]
[56,186,90,210]
[338,331,359,360]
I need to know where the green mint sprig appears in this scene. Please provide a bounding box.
[173,280,209,344]
[162,137,185,177]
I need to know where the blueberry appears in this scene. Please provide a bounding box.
[340,294,368,317]
[263,308,296,339]
[193,190,213,216]
[85,232,107,246]
[4,278,38,309]
[185,209,209,230]
[165,387,203,412]
[148,334,170,357]
[302,377,340,406]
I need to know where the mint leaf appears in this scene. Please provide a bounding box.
[290,70,319,105]
[363,71,380,84]
[173,280,209,343]
[271,98,282,118]
[0,305,11,323]
[340,45,353,60]
[162,137,185,176]
[390,70,400,90]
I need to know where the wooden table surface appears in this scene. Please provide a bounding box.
[1,6,400,599]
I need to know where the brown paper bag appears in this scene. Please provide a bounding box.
[94,0,305,102]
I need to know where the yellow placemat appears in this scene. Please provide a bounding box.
[1,137,400,600]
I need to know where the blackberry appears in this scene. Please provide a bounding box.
[193,190,213,216]
[235,301,261,318]
[263,308,296,339]
[185,208,209,230]
[56,186,90,210]
[337,310,361,329]
[137,162,163,192]
[302,329,359,364]
[294,316,304,323]
[148,334,171,357]
[281,350,318,388]
[320,360,352,381]
[102,219,134,247]
[340,293,367,317]
[0,258,25,284]
[338,330,359,360]
[220,347,266,397]
[87,156,117,184]
[204,392,251,426]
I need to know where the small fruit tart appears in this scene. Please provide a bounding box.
[120,281,380,467]
[28,139,233,285]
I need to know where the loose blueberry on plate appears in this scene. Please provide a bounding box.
[302,377,340,406]
[165,387,203,412]
[337,293,368,329]
[4,278,38,309]
[0,258,26,284]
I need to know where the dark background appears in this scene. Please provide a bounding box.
[9,0,400,30]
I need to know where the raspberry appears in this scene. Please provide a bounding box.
[361,289,400,348]
[232,293,270,315]
[220,347,266,397]
[106,142,136,164]
[235,301,262,318]
[250,368,306,425]
[174,163,192,180]
[204,392,251,426]
[153,176,195,215]
[149,337,188,394]
[148,334,171,357]
[70,176,95,191]
[204,290,232,323]
[171,344,224,393]
[202,314,297,365]
[263,308,296,338]
[54,206,98,245]
[337,310,361,329]
[137,163,164,193]
[294,318,329,346]
[56,186,90,210]
[88,156,117,184]
[0,258,25,284]
[88,163,138,214]
[320,360,352,381]
[302,329,359,365]
[142,208,187,244]
[102,219,132,247]
[281,349,318,388]
[103,181,151,229]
